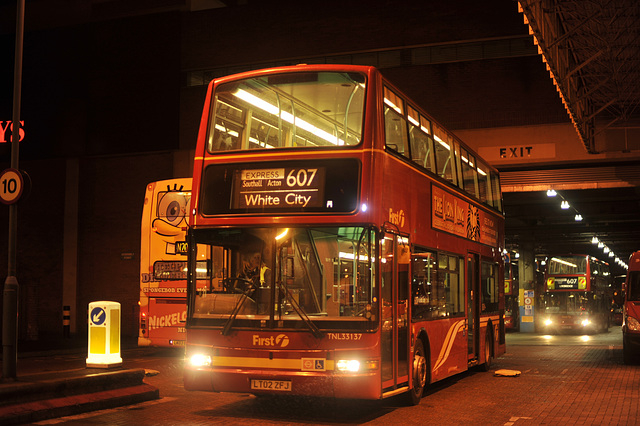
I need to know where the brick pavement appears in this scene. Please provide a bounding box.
[13,332,640,425]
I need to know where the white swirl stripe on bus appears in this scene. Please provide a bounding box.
[432,320,466,372]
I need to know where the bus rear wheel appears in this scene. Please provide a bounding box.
[408,340,428,405]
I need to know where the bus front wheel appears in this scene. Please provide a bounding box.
[408,340,428,405]
[479,331,493,372]
[623,336,634,365]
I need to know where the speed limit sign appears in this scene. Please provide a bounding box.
[0,168,24,205]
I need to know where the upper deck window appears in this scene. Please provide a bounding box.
[548,256,588,275]
[383,87,409,158]
[207,72,366,152]
[433,125,456,185]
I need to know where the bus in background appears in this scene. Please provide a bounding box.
[139,178,191,347]
[183,64,506,404]
[504,254,519,331]
[612,274,626,325]
[540,254,611,334]
[623,251,640,364]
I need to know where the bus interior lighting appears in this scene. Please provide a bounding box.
[275,228,289,241]
[546,189,557,197]
[407,115,419,127]
[561,200,570,209]
[575,214,583,221]
[234,89,345,146]
[591,236,599,244]
[383,97,402,114]
[550,257,577,268]
[434,134,450,150]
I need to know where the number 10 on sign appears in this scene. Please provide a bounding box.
[0,168,24,205]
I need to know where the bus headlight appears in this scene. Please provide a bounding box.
[581,319,591,327]
[336,359,378,372]
[190,354,212,367]
[627,316,640,331]
[544,318,553,326]
[336,359,360,372]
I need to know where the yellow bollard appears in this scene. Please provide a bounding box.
[86,301,123,368]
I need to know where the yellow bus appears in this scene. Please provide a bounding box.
[139,178,191,347]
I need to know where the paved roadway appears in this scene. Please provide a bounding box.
[29,327,639,425]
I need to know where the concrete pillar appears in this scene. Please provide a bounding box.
[518,241,536,332]
[62,158,79,335]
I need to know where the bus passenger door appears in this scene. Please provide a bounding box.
[381,233,410,392]
[467,253,480,362]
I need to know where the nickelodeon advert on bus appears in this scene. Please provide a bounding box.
[431,185,498,246]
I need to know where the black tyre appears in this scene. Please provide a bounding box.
[408,340,428,405]
[623,336,634,365]
[479,331,493,372]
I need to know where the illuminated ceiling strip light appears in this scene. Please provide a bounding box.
[234,89,344,146]
[434,134,451,150]
[546,189,557,197]
[550,257,577,268]
[477,168,487,176]
[561,200,570,209]
[214,124,239,138]
[275,229,289,241]
[339,252,370,261]
[248,136,274,148]
[383,97,402,114]
[408,115,419,126]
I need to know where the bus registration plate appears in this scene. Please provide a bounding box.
[250,379,291,391]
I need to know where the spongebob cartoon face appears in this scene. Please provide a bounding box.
[153,184,191,256]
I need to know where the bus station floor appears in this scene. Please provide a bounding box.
[0,337,159,425]
[0,329,638,425]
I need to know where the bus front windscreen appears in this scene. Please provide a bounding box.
[544,292,592,315]
[207,71,366,151]
[189,226,377,331]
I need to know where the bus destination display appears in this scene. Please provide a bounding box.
[232,167,326,210]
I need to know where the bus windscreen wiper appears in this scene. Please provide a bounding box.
[278,280,323,338]
[221,289,253,336]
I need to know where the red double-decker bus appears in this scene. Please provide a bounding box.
[540,254,611,334]
[623,251,640,364]
[183,64,506,404]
